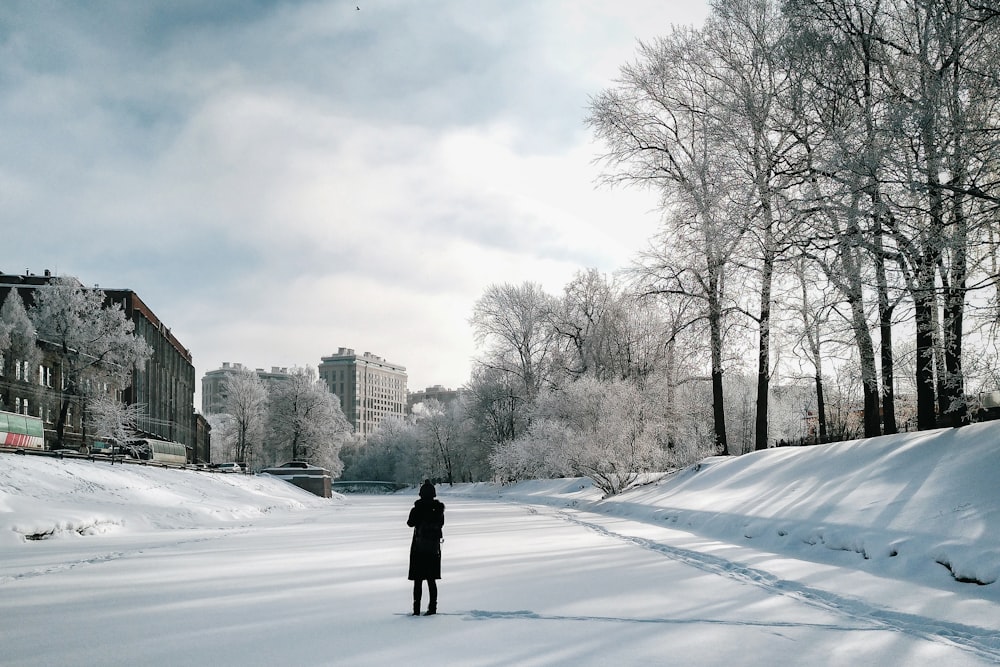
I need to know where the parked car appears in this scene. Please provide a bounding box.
[213,462,243,474]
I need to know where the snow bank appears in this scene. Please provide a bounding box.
[0,456,340,545]
[443,422,1000,592]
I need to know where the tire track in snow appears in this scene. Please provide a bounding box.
[550,507,1000,664]
[0,527,252,587]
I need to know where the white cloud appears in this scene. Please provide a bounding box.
[0,0,708,398]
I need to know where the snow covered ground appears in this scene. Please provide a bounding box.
[2,422,999,666]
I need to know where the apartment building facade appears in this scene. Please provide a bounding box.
[200,362,292,416]
[407,384,462,413]
[319,347,407,439]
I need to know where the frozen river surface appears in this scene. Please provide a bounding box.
[4,492,999,666]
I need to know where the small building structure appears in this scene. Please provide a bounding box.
[261,461,332,498]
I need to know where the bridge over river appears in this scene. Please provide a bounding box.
[331,480,410,494]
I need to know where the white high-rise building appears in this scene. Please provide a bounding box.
[319,347,407,439]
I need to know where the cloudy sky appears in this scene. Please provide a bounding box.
[1,1,709,399]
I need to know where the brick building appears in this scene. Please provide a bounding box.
[0,270,203,459]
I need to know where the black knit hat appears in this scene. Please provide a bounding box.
[419,480,436,499]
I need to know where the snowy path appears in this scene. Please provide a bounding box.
[547,505,1000,664]
[3,494,998,666]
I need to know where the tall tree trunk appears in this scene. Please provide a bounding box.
[797,262,829,444]
[872,214,898,434]
[916,31,947,430]
[855,18,897,437]
[932,291,949,421]
[754,213,775,452]
[814,370,828,443]
[708,271,729,456]
[849,296,881,438]
[843,205,881,437]
[941,183,969,427]
[57,395,70,448]
[913,281,938,430]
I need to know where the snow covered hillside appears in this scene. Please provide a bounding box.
[458,422,1000,598]
[0,455,338,545]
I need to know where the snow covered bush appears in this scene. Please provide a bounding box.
[492,375,668,495]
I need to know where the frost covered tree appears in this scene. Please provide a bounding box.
[472,282,559,402]
[551,269,668,385]
[878,0,1000,428]
[782,257,838,443]
[554,375,666,496]
[589,27,750,455]
[489,418,573,484]
[28,277,151,447]
[784,0,1000,430]
[265,367,351,476]
[341,416,421,483]
[85,393,143,451]
[463,364,528,448]
[221,366,268,468]
[705,0,797,451]
[629,205,741,456]
[207,413,237,463]
[0,289,41,409]
[413,398,472,486]
[591,1,800,453]
[496,376,667,496]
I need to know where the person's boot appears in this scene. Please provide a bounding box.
[413,599,421,616]
[424,596,437,616]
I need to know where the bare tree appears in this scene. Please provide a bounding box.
[589,28,751,455]
[883,0,1000,428]
[463,363,531,468]
[706,0,799,451]
[786,0,1000,430]
[551,269,668,385]
[472,282,559,400]
[413,399,470,486]
[786,256,837,443]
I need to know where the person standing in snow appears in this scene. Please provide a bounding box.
[407,480,445,616]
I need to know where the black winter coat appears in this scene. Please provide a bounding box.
[407,497,445,580]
